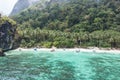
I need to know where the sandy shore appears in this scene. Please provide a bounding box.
[14,47,120,54]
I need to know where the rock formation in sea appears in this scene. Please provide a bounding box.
[0,21,16,56]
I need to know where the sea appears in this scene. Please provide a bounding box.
[0,49,120,80]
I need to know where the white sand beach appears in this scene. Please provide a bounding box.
[14,47,120,54]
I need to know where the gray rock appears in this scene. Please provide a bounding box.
[0,21,16,53]
[10,0,68,16]
[10,0,40,16]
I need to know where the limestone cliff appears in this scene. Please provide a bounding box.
[0,16,17,56]
[10,0,46,16]
[10,0,69,16]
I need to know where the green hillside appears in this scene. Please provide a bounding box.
[12,0,120,48]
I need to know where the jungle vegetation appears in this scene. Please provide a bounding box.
[11,0,120,48]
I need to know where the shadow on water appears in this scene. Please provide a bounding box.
[0,52,76,80]
[89,55,120,80]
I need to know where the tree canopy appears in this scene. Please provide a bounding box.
[11,0,120,48]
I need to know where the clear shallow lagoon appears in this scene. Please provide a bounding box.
[0,50,120,80]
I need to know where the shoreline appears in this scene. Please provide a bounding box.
[13,47,120,54]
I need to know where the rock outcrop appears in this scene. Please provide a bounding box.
[10,0,68,16]
[10,0,41,16]
[0,21,16,56]
[10,0,30,16]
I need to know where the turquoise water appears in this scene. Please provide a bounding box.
[0,50,120,80]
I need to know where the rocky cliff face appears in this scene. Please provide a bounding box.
[10,0,69,16]
[10,0,29,16]
[10,0,40,16]
[0,21,16,53]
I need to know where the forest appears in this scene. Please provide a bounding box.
[11,0,120,48]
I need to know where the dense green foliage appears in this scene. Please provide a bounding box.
[12,0,120,48]
[0,15,16,26]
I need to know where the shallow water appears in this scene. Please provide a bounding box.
[0,50,120,80]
